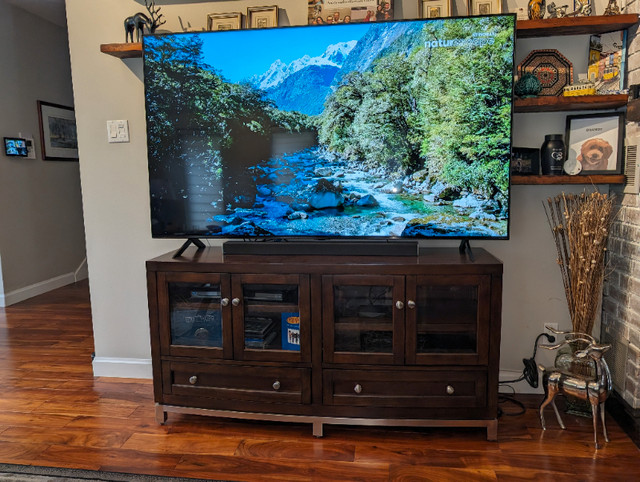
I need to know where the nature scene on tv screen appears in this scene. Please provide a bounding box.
[144,16,514,239]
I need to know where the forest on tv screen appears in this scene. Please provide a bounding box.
[145,16,514,238]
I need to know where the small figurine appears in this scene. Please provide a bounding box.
[603,0,622,15]
[547,2,569,17]
[528,0,546,19]
[124,0,166,43]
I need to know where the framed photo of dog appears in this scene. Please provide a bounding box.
[565,113,624,175]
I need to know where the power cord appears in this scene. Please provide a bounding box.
[500,332,556,388]
[498,332,556,417]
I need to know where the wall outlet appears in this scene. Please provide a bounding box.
[544,323,559,336]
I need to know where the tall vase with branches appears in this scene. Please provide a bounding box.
[544,192,615,409]
[544,192,616,337]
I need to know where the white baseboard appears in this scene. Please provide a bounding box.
[0,272,81,307]
[92,357,153,378]
[499,369,544,395]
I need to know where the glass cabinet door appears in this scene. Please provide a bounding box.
[323,275,404,364]
[232,274,310,363]
[159,273,232,359]
[406,275,490,365]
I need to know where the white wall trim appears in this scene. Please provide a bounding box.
[92,357,153,379]
[0,272,83,307]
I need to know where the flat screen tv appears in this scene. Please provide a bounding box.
[143,15,515,241]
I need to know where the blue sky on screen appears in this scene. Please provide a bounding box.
[199,24,371,83]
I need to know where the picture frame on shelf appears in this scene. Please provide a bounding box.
[419,0,451,18]
[37,100,78,161]
[247,5,278,28]
[469,0,502,15]
[511,147,540,175]
[565,112,624,175]
[207,12,243,31]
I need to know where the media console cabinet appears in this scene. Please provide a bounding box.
[146,246,503,439]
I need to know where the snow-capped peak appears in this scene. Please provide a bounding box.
[253,41,357,90]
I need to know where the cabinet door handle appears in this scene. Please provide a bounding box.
[446,385,455,395]
[354,383,363,394]
[407,300,416,309]
[189,375,198,385]
[221,298,229,307]
[231,298,240,307]
[395,301,404,310]
[272,380,281,391]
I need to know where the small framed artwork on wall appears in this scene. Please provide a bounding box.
[247,6,278,28]
[37,100,78,161]
[419,0,451,18]
[207,12,243,31]
[469,0,502,15]
[565,112,624,175]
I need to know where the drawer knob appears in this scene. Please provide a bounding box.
[407,300,416,309]
[232,298,240,307]
[446,385,455,395]
[189,375,198,385]
[354,383,363,394]
[221,298,229,307]
[272,380,281,391]
[395,301,404,310]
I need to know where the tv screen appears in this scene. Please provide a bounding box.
[143,15,514,240]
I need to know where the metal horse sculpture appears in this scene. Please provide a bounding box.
[124,0,166,43]
[538,327,612,449]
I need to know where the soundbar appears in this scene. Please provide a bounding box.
[223,240,419,257]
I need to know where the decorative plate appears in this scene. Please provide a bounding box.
[517,49,574,96]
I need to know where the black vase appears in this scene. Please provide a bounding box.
[541,134,565,175]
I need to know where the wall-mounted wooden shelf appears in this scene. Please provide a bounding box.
[512,174,625,185]
[516,14,639,38]
[514,94,629,113]
[100,42,142,58]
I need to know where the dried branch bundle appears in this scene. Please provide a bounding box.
[544,192,615,335]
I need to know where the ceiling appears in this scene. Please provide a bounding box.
[7,0,67,27]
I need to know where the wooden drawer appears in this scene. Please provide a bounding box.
[323,369,486,408]
[165,361,311,404]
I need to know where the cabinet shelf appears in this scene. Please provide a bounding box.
[516,14,639,38]
[511,174,625,185]
[514,94,628,113]
[100,42,142,58]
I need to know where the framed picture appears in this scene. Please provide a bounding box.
[469,0,502,15]
[37,101,78,161]
[247,6,278,28]
[565,113,624,175]
[511,147,540,175]
[207,12,242,31]
[419,0,451,18]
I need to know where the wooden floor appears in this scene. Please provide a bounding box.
[0,282,638,481]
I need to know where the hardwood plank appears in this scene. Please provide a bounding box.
[235,438,356,462]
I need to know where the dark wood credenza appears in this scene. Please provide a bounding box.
[146,246,503,439]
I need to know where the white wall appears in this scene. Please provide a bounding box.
[0,1,87,306]
[66,0,614,385]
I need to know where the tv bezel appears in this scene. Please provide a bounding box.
[142,14,516,243]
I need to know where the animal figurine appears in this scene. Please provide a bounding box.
[528,0,546,19]
[124,0,166,43]
[547,2,569,17]
[566,0,592,16]
[538,328,612,449]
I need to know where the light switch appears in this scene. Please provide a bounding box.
[106,120,130,143]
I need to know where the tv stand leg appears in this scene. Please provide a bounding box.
[312,420,324,437]
[458,239,475,262]
[155,404,167,424]
[173,238,205,258]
